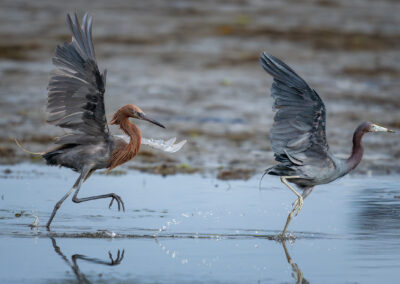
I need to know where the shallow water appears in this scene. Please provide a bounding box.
[1,164,400,283]
[1,0,400,175]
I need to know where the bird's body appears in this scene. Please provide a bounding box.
[44,105,147,173]
[269,154,347,188]
[44,141,114,171]
[259,53,394,237]
[20,13,184,228]
[43,134,140,173]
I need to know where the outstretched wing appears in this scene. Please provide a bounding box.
[116,135,187,153]
[47,13,109,145]
[260,53,329,165]
[141,137,187,153]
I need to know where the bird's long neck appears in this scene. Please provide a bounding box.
[120,117,141,146]
[346,123,367,171]
[107,117,141,172]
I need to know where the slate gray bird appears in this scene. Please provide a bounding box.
[259,53,394,237]
[16,13,185,228]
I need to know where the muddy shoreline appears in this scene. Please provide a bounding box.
[0,0,399,178]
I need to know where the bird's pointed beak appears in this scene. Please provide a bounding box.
[140,113,166,129]
[370,124,395,133]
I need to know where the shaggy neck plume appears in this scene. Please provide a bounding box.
[107,113,141,172]
[346,122,369,171]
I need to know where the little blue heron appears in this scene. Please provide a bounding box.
[16,13,185,228]
[259,53,394,237]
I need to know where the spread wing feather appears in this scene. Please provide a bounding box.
[115,135,187,153]
[260,53,329,165]
[47,13,109,145]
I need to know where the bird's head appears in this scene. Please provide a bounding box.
[111,104,165,128]
[365,122,395,133]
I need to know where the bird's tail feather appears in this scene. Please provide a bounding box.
[259,165,297,190]
[258,166,274,190]
[14,138,44,155]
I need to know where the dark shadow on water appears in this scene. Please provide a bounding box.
[350,185,400,259]
[353,187,400,235]
[50,237,125,284]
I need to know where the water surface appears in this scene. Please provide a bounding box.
[1,164,399,283]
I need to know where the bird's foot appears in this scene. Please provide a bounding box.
[276,233,287,241]
[109,194,125,212]
[292,196,303,216]
[108,249,125,265]
[292,263,304,283]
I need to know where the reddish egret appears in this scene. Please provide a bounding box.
[17,13,185,228]
[259,53,394,237]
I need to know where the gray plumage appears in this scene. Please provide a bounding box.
[40,13,171,228]
[47,13,108,141]
[259,52,394,237]
[44,13,113,171]
[260,53,348,188]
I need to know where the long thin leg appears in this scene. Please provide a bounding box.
[46,174,84,229]
[290,186,314,221]
[301,187,313,200]
[50,237,90,284]
[282,241,305,284]
[72,249,125,266]
[280,176,302,237]
[71,176,125,212]
[281,176,304,214]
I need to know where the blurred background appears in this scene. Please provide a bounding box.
[1,0,399,177]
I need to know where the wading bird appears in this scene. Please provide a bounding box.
[259,53,394,238]
[17,13,185,228]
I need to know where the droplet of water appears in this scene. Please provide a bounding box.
[29,215,39,228]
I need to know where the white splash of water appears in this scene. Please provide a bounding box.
[29,215,39,228]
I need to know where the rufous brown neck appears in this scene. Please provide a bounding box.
[107,116,141,172]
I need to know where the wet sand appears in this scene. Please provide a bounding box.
[0,0,399,177]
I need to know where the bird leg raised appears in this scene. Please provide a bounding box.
[71,171,125,212]
[72,191,125,212]
[281,176,303,215]
[280,176,302,237]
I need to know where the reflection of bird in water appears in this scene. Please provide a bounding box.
[50,237,124,284]
[259,53,395,238]
[15,12,185,228]
[281,241,309,284]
